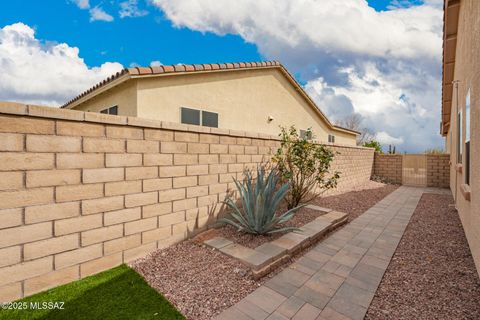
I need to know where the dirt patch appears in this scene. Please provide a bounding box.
[131,181,399,320]
[365,193,480,320]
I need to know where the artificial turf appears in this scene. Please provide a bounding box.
[0,264,185,320]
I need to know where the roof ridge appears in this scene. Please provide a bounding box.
[61,60,282,108]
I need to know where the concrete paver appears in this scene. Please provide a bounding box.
[215,187,440,319]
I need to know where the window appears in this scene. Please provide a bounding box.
[465,90,471,185]
[457,110,462,164]
[181,107,218,128]
[299,129,312,140]
[328,134,335,143]
[100,106,118,115]
[181,107,200,125]
[202,111,218,128]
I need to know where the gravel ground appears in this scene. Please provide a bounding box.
[132,181,398,320]
[311,181,398,222]
[213,181,398,248]
[366,193,480,320]
[132,241,259,320]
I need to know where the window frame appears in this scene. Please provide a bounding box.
[465,90,471,185]
[457,109,463,164]
[100,105,118,115]
[180,107,218,128]
[299,129,312,140]
[201,110,219,128]
[180,107,201,126]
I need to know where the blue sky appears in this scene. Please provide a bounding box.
[0,0,261,68]
[0,0,421,68]
[0,0,444,152]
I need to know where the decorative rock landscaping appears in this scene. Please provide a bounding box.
[132,181,399,320]
[204,208,348,279]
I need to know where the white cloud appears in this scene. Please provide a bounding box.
[150,60,162,67]
[152,0,442,61]
[69,0,114,23]
[151,0,444,152]
[0,23,123,106]
[119,0,149,18]
[305,60,442,152]
[376,131,404,146]
[71,0,90,9]
[89,6,114,22]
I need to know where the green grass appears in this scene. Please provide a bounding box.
[0,265,185,320]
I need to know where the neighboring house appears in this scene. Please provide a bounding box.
[62,61,358,145]
[442,0,479,273]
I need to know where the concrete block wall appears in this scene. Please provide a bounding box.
[324,145,374,194]
[0,103,374,301]
[426,154,450,188]
[373,153,403,184]
[373,153,450,188]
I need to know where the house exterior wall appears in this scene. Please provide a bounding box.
[70,81,138,116]
[0,104,373,301]
[71,68,357,145]
[445,0,480,275]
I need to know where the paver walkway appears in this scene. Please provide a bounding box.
[216,186,440,320]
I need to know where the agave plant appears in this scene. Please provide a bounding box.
[219,166,302,235]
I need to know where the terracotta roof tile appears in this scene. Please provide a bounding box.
[225,63,234,69]
[174,65,185,72]
[137,67,152,74]
[185,64,195,72]
[210,63,220,70]
[151,66,164,74]
[239,62,246,68]
[203,64,212,70]
[128,67,139,75]
[163,65,175,73]
[193,64,204,71]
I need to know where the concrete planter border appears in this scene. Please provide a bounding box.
[204,206,348,279]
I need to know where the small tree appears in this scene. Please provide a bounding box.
[337,114,375,145]
[363,140,382,153]
[272,126,340,210]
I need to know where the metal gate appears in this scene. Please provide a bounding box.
[402,154,427,186]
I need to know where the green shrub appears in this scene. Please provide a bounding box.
[219,166,301,235]
[363,140,382,153]
[272,126,339,210]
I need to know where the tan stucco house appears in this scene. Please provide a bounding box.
[62,61,358,145]
[442,0,480,274]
